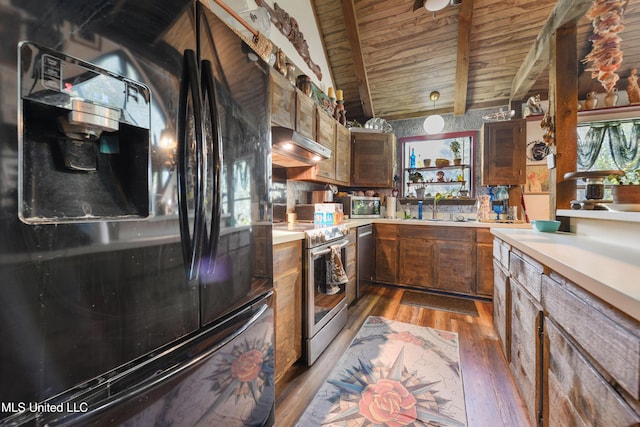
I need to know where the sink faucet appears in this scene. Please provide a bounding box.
[426,198,438,219]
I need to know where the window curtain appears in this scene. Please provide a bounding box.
[608,122,640,171]
[577,125,606,170]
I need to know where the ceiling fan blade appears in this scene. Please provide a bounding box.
[413,0,424,12]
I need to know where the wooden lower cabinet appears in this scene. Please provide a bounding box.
[273,240,303,385]
[374,224,491,298]
[493,237,640,427]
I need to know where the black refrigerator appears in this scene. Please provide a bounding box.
[0,1,274,425]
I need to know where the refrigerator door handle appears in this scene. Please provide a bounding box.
[177,49,206,281]
[201,59,222,273]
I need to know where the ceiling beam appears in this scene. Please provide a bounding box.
[453,0,473,116]
[510,0,593,103]
[341,0,374,118]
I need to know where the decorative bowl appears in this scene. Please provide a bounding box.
[435,158,450,167]
[530,220,560,233]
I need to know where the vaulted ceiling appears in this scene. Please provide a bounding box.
[310,0,640,124]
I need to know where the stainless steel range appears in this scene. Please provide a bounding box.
[277,222,349,365]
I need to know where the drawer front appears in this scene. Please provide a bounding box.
[375,224,398,238]
[273,241,302,277]
[509,249,543,302]
[492,237,510,270]
[399,225,474,242]
[476,228,493,244]
[543,273,640,400]
[545,319,640,427]
[398,225,438,240]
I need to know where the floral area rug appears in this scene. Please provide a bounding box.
[297,316,467,427]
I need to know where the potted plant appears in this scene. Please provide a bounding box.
[450,140,462,165]
[608,169,640,204]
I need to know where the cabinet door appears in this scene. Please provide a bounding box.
[476,243,494,297]
[335,124,351,185]
[374,237,397,283]
[398,239,435,287]
[493,260,510,360]
[481,119,525,185]
[351,132,395,187]
[433,241,474,294]
[510,279,543,426]
[295,89,316,140]
[544,319,640,427]
[315,110,336,180]
[270,70,295,129]
[273,241,303,384]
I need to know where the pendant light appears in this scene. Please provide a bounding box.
[423,0,449,12]
[423,91,445,134]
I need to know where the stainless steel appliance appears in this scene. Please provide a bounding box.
[1,2,274,425]
[303,224,349,365]
[271,126,331,167]
[356,224,374,298]
[336,196,381,218]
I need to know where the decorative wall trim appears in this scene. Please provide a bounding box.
[255,0,322,80]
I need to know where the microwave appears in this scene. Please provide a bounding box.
[336,196,381,218]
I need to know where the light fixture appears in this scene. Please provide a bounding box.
[424,0,449,12]
[423,90,445,134]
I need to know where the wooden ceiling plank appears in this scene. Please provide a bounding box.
[341,0,374,118]
[454,0,473,116]
[510,0,593,102]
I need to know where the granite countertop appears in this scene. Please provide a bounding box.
[491,228,640,321]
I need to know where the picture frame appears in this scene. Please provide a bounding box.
[525,164,550,193]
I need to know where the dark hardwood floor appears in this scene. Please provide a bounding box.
[275,285,532,427]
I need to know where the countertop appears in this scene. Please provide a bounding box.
[272,218,530,245]
[491,228,640,321]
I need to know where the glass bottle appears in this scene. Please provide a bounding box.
[410,148,416,168]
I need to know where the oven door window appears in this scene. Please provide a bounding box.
[311,242,347,325]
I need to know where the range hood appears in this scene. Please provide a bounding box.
[271,126,331,167]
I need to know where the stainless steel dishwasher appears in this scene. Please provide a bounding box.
[356,224,374,298]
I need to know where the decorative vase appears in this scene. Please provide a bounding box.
[274,49,286,76]
[585,91,598,110]
[612,185,640,204]
[296,75,312,97]
[285,63,296,85]
[605,88,619,107]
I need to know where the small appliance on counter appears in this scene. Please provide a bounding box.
[335,196,381,218]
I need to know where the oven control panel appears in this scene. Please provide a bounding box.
[306,224,349,247]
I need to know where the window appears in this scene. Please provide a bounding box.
[400,131,475,198]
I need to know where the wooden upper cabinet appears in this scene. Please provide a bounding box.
[335,124,350,185]
[315,109,336,180]
[481,119,526,185]
[295,89,316,140]
[270,70,295,129]
[351,131,396,187]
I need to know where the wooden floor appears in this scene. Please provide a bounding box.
[275,285,532,427]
